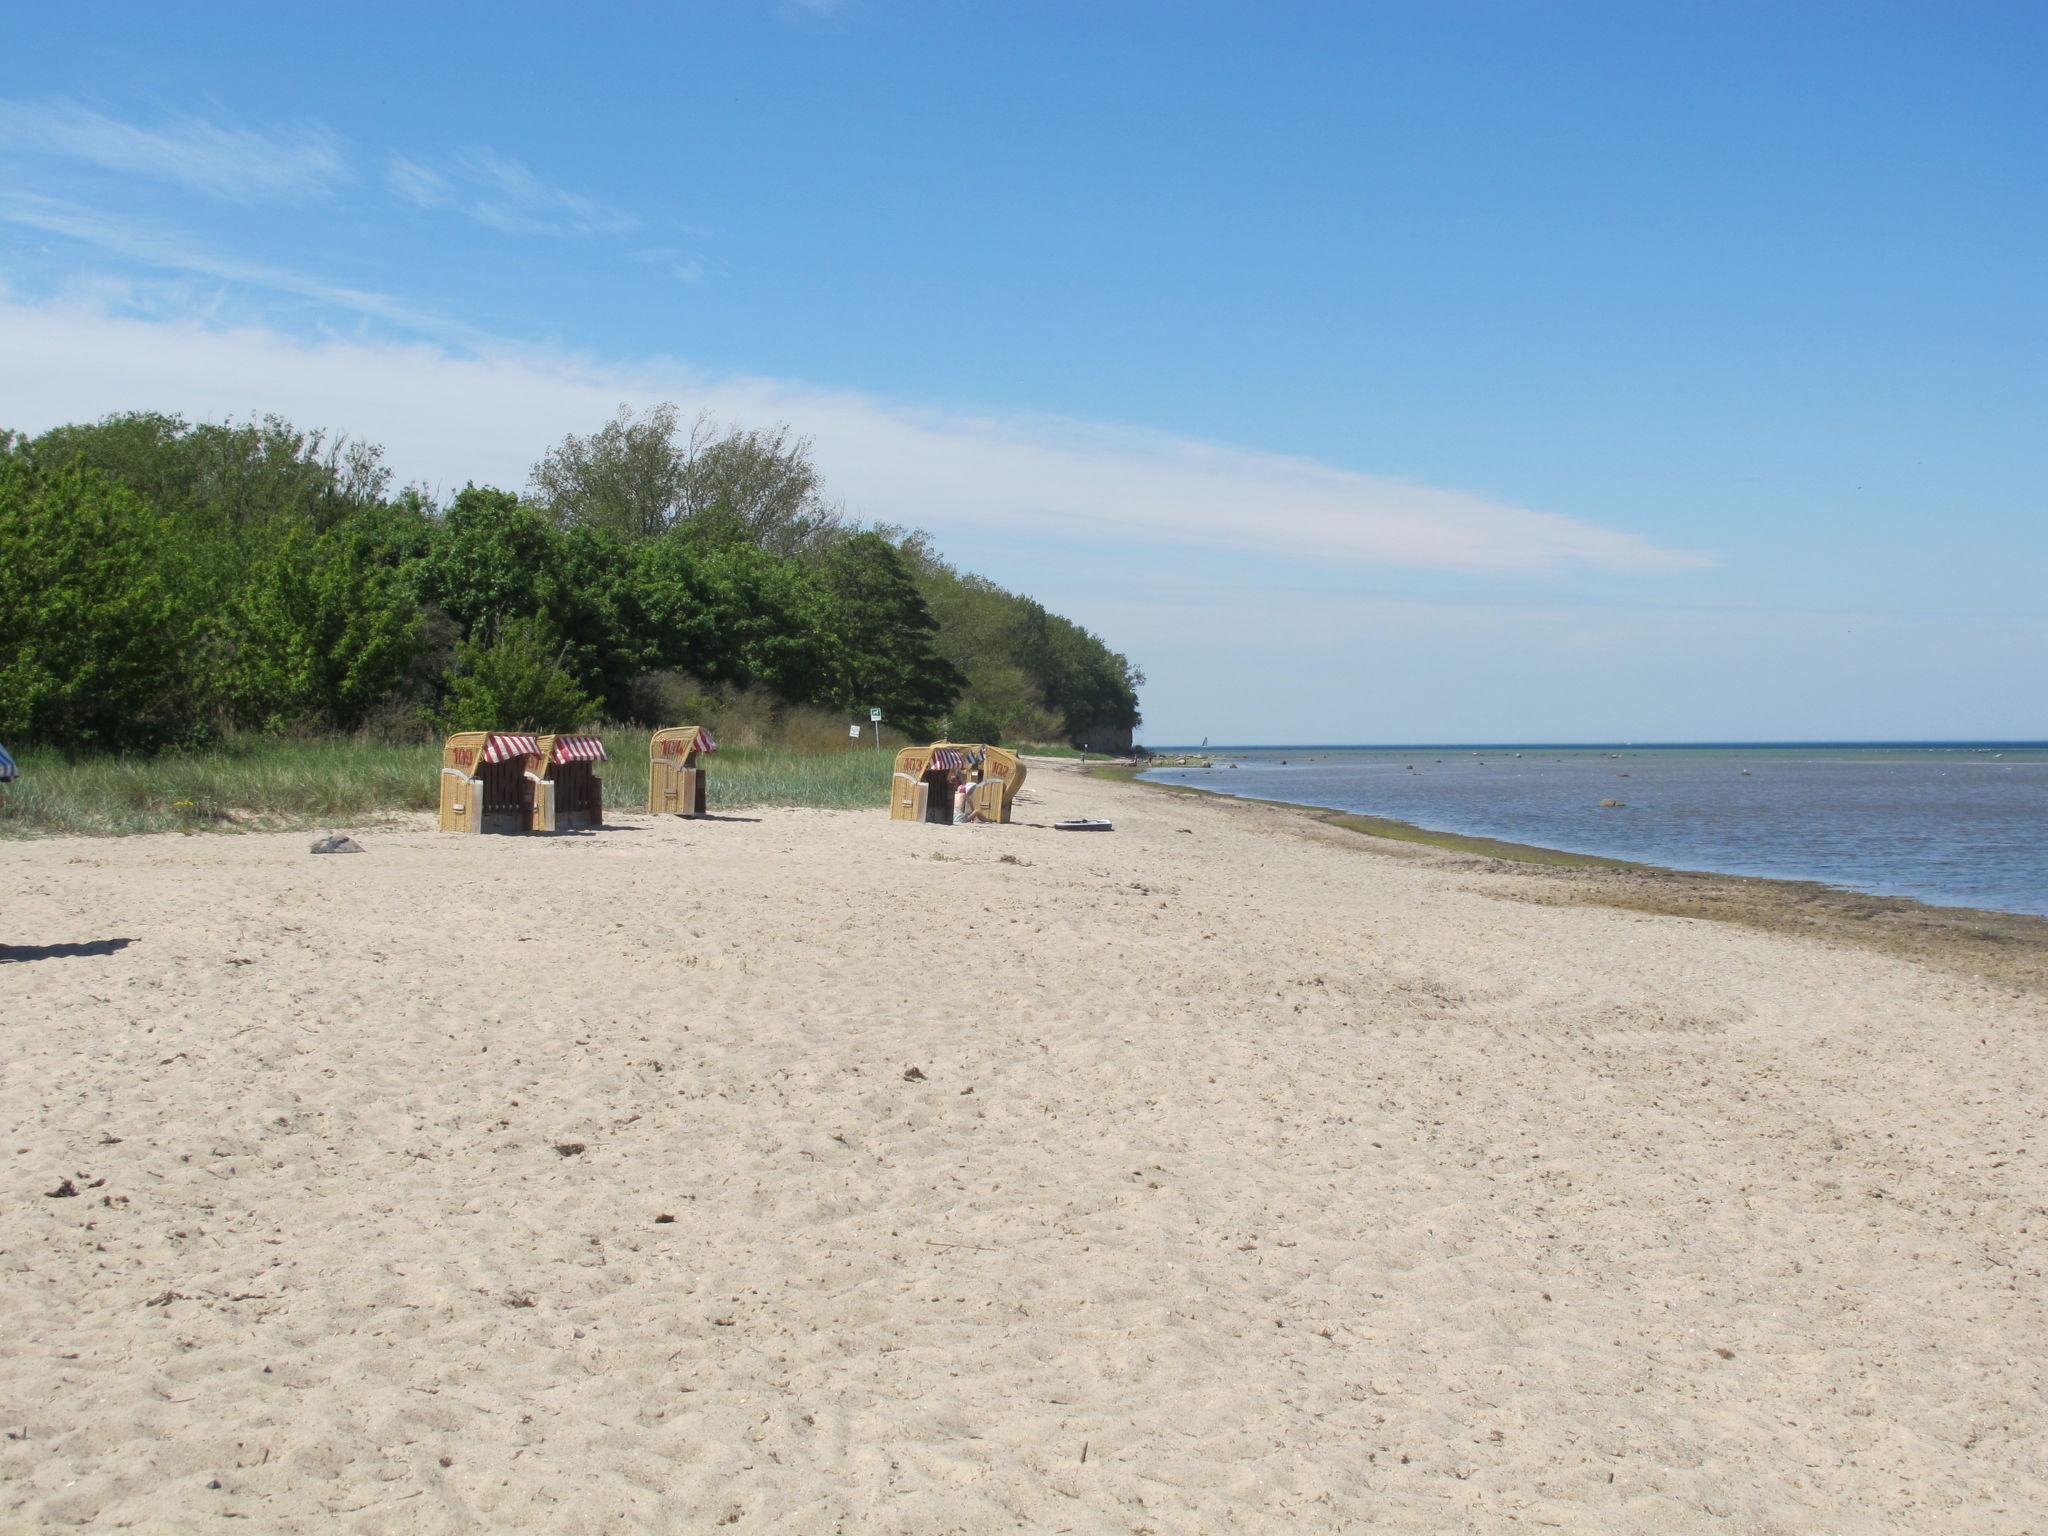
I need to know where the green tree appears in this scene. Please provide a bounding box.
[436,616,596,733]
[216,522,420,732]
[531,404,842,554]
[893,532,1137,745]
[0,454,201,748]
[813,533,963,732]
[2,408,1143,755]
[714,543,830,700]
[634,530,747,685]
[632,525,828,697]
[416,486,566,637]
[32,411,392,552]
[947,701,1005,745]
[1019,604,1144,743]
[553,525,653,715]
[529,403,690,540]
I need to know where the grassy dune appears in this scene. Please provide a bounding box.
[0,733,895,837]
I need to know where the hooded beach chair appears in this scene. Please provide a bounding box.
[647,726,717,817]
[533,735,609,831]
[437,732,543,833]
[889,743,1026,825]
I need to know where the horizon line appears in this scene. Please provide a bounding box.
[1136,738,2048,751]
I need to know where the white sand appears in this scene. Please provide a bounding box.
[4,761,2044,1532]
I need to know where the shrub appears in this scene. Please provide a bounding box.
[436,616,596,733]
[216,523,419,732]
[0,454,202,749]
[947,702,1005,744]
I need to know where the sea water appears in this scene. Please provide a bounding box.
[1139,744,2048,917]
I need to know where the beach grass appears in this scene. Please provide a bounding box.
[698,743,894,811]
[0,733,894,837]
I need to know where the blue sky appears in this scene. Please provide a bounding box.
[2,1,2042,742]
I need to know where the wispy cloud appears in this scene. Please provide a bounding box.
[0,98,346,200]
[0,192,469,341]
[0,294,1707,577]
[632,246,712,284]
[776,0,857,22]
[387,149,636,237]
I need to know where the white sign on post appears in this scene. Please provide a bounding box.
[848,724,860,739]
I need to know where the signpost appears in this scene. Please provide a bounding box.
[869,707,882,753]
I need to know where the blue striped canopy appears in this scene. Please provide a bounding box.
[0,742,16,782]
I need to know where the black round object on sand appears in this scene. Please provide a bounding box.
[1054,819,1114,832]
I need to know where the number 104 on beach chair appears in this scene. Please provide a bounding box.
[648,726,717,817]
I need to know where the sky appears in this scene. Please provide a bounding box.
[1,1,2042,744]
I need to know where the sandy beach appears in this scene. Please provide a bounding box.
[5,758,2045,1533]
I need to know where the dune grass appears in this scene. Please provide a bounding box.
[691,743,893,811]
[0,732,894,837]
[0,739,442,836]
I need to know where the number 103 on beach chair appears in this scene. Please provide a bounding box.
[889,743,1025,825]
[648,726,717,816]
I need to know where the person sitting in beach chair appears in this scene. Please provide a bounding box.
[956,768,992,824]
[889,744,1025,824]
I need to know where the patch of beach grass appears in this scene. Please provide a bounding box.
[0,733,894,836]
[0,738,442,836]
[702,744,893,810]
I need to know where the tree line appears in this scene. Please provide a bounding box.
[0,406,1142,752]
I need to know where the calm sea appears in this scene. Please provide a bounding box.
[1139,744,2048,917]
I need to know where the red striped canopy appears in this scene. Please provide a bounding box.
[928,747,982,773]
[481,733,541,764]
[552,735,608,763]
[692,728,718,755]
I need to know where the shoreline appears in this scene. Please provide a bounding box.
[9,761,2048,1528]
[1093,759,2048,994]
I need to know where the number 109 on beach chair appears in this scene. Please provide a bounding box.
[439,732,542,833]
[438,732,608,833]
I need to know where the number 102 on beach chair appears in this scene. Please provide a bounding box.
[889,743,1025,825]
[648,726,717,817]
